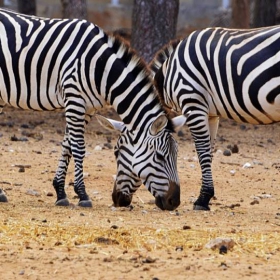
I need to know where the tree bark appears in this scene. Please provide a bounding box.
[17,0,36,15]
[131,0,179,63]
[252,0,277,27]
[61,0,87,20]
[231,0,250,28]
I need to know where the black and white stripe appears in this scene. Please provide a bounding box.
[0,8,186,210]
[151,25,280,210]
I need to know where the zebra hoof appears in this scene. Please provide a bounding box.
[193,204,210,211]
[78,200,92,208]
[55,198,70,206]
[0,193,8,203]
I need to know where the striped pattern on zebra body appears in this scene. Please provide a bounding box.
[0,8,186,210]
[150,25,280,210]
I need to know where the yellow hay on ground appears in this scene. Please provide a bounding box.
[0,219,279,261]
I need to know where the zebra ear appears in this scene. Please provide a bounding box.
[95,114,124,132]
[171,115,187,131]
[150,115,168,136]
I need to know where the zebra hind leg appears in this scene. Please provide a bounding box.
[0,189,8,202]
[65,108,92,208]
[0,103,8,202]
[53,127,72,206]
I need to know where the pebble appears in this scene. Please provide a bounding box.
[219,245,228,254]
[223,149,231,156]
[205,237,235,250]
[94,145,102,151]
[242,162,252,169]
[26,189,40,196]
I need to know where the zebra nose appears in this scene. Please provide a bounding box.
[155,181,180,210]
[112,183,133,207]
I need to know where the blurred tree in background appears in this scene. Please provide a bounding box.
[17,0,36,15]
[252,0,277,27]
[231,0,250,28]
[0,0,3,7]
[131,0,179,63]
[61,0,87,19]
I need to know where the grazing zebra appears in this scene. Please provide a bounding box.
[150,25,280,210]
[0,9,186,210]
[96,114,186,209]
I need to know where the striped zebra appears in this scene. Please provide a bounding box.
[0,9,186,210]
[96,114,186,209]
[150,25,280,210]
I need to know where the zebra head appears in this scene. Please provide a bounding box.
[96,114,187,210]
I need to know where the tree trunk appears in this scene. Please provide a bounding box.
[0,0,3,7]
[231,0,250,28]
[252,0,277,27]
[17,0,36,15]
[131,0,179,63]
[61,0,87,20]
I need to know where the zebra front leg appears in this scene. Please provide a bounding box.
[187,113,215,210]
[65,106,92,207]
[53,126,72,206]
[0,189,8,202]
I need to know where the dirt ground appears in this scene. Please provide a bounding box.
[0,106,279,280]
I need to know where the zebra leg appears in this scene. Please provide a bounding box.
[0,189,8,202]
[53,126,72,206]
[187,113,215,210]
[0,102,8,202]
[209,116,220,158]
[65,104,92,208]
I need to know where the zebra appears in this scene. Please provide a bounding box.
[96,114,186,209]
[0,8,186,210]
[150,25,280,210]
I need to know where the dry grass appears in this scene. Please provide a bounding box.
[1,218,279,262]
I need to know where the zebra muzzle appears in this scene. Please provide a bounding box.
[155,181,180,211]
[112,182,133,207]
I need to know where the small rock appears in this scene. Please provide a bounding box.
[103,142,113,149]
[223,149,232,156]
[250,200,259,205]
[94,145,102,151]
[242,162,252,169]
[205,237,235,250]
[18,167,25,173]
[26,189,40,196]
[182,225,191,230]
[175,246,183,251]
[231,144,239,153]
[142,256,156,263]
[219,245,228,254]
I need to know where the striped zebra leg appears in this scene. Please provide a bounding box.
[186,111,215,210]
[53,97,92,207]
[65,101,92,207]
[53,126,72,206]
[0,102,8,202]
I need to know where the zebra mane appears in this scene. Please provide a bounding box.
[106,32,174,130]
[149,38,182,77]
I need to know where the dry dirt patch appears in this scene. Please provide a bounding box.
[0,106,280,280]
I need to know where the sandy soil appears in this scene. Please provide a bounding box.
[0,106,279,280]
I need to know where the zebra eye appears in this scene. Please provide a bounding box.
[156,152,165,162]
